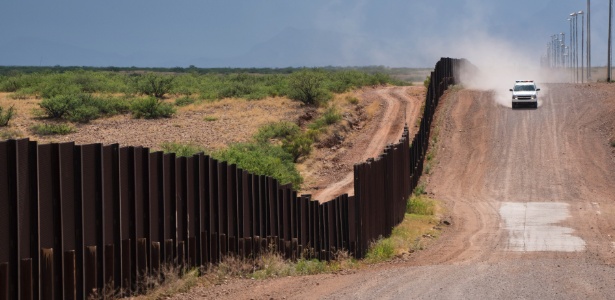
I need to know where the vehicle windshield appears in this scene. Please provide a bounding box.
[514,85,536,92]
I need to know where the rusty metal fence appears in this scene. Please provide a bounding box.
[0,57,468,299]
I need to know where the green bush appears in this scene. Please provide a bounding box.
[407,195,435,215]
[66,105,100,123]
[295,258,327,275]
[130,97,176,119]
[92,96,131,116]
[288,69,332,106]
[31,123,75,135]
[8,88,37,100]
[212,142,303,189]
[424,75,431,88]
[413,183,426,196]
[282,132,313,162]
[0,129,22,140]
[160,142,206,157]
[40,93,129,122]
[308,107,342,130]
[0,105,15,126]
[346,96,359,105]
[255,122,313,162]
[132,73,175,98]
[0,77,21,92]
[40,82,81,99]
[40,95,78,119]
[175,96,196,106]
[365,238,395,263]
[254,122,301,143]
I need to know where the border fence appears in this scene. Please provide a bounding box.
[0,57,469,299]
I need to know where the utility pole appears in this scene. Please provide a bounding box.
[561,33,565,67]
[568,14,574,82]
[579,10,585,83]
[574,12,579,83]
[609,0,613,82]
[587,0,591,80]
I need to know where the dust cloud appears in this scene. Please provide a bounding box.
[449,33,569,108]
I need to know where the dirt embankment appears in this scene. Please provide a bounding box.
[299,86,425,201]
[175,83,615,299]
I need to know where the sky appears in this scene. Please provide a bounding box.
[0,0,610,69]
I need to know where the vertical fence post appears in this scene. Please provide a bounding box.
[148,151,163,279]
[0,141,15,300]
[0,263,7,300]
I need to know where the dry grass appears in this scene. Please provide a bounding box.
[364,100,381,121]
[0,128,23,140]
[112,264,200,300]
[366,198,443,263]
[180,96,300,121]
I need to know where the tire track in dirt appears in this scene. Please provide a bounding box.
[311,86,423,202]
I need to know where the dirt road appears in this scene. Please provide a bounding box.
[185,83,615,299]
[310,86,424,202]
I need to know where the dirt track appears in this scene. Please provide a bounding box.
[182,83,615,299]
[310,86,424,202]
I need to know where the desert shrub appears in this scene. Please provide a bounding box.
[288,69,332,106]
[244,90,269,100]
[130,97,175,119]
[424,75,431,88]
[175,96,196,107]
[282,132,313,161]
[294,258,328,275]
[66,105,100,123]
[39,93,128,122]
[0,129,22,140]
[254,122,301,143]
[0,76,21,92]
[160,142,206,157]
[132,73,175,98]
[92,96,131,115]
[8,87,38,100]
[413,183,426,196]
[367,72,391,86]
[199,90,218,101]
[407,195,435,215]
[40,80,81,99]
[255,122,313,162]
[0,105,15,126]
[346,96,359,105]
[204,116,217,122]
[365,237,395,263]
[40,95,78,119]
[213,142,303,189]
[308,106,342,130]
[31,123,75,135]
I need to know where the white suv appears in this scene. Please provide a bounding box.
[509,80,540,109]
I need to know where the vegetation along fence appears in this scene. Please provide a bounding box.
[0,57,470,299]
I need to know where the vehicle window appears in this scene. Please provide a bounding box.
[514,85,535,91]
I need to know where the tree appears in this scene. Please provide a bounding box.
[134,73,175,98]
[288,69,331,105]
